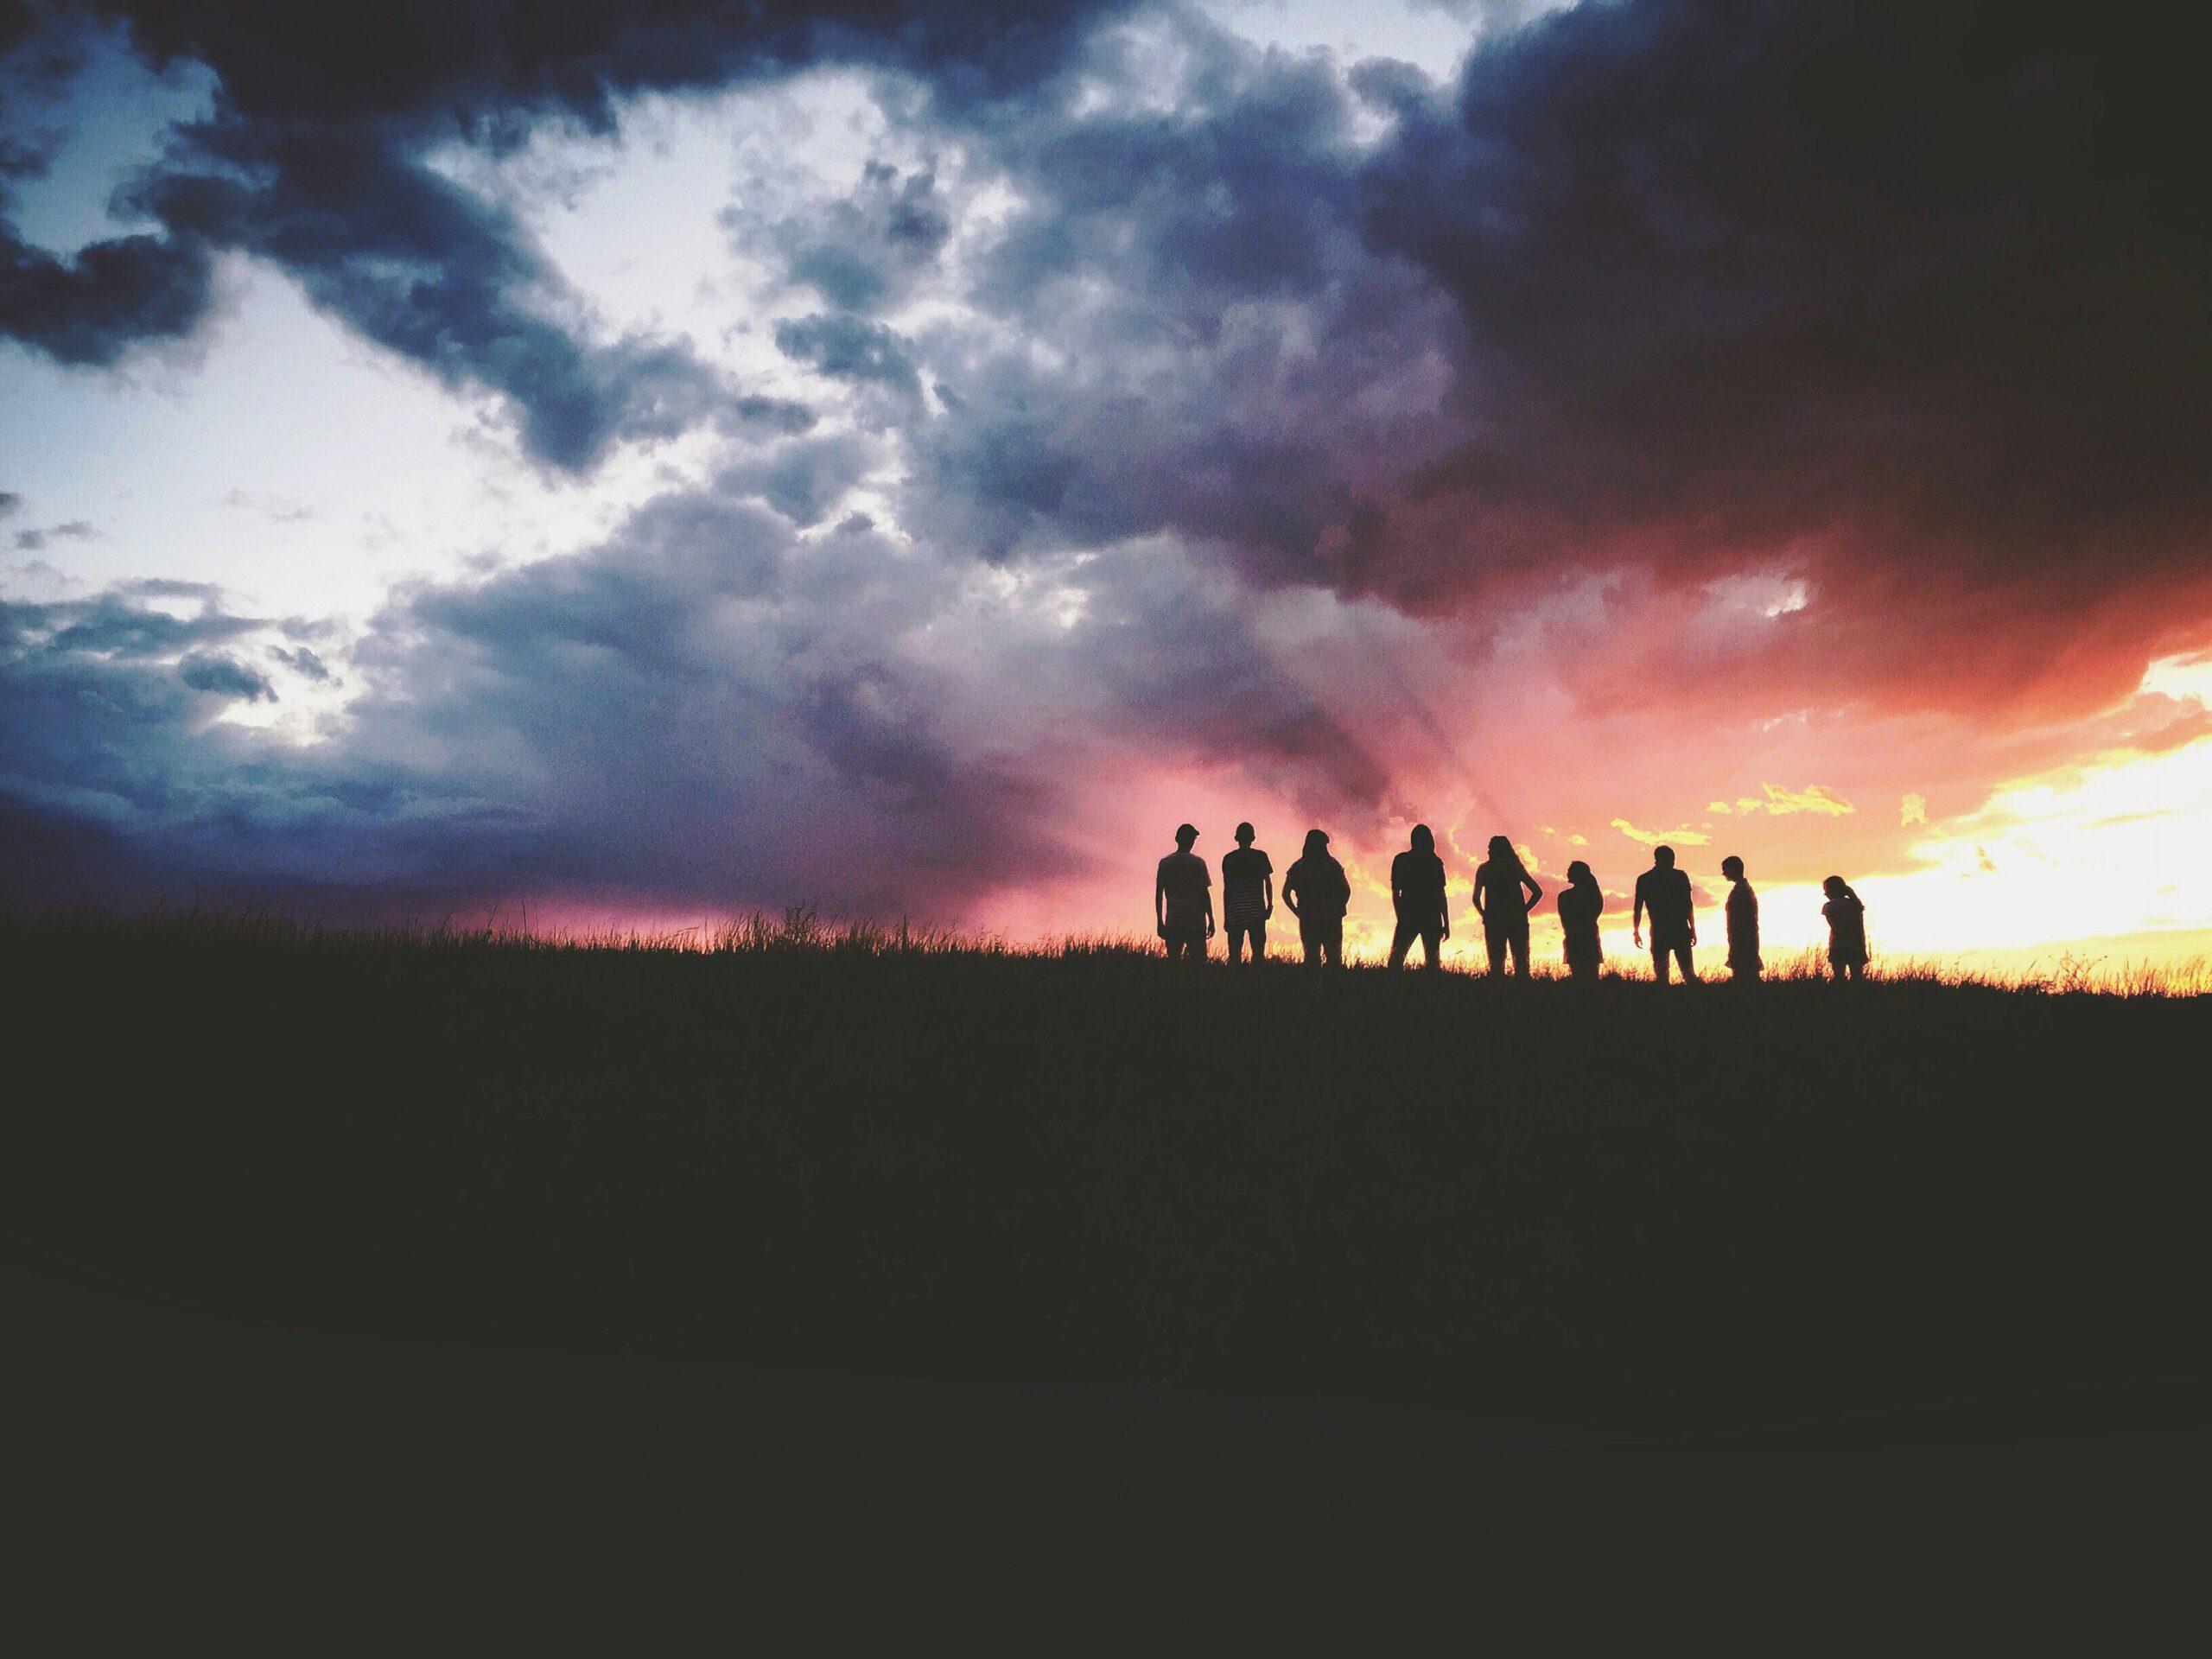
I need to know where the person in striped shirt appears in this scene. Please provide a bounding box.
[1220,822,1274,963]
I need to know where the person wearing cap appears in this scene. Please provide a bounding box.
[1281,828,1351,970]
[1220,822,1274,963]
[1154,823,1214,961]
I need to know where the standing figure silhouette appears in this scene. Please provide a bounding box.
[1472,835,1543,977]
[1388,824,1450,968]
[1632,845,1700,984]
[1221,822,1274,964]
[1722,855,1762,982]
[1557,861,1604,980]
[1154,823,1213,962]
[1282,829,1351,970]
[1822,875,1869,982]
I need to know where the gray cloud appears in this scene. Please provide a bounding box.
[757,160,954,314]
[0,1,1123,468]
[773,313,923,400]
[11,517,97,550]
[177,650,273,701]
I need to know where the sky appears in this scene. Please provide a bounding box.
[4,0,2211,974]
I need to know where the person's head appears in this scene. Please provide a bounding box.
[1234,822,1255,846]
[1567,860,1594,888]
[1303,828,1331,857]
[1174,823,1198,850]
[1823,874,1849,899]
[1721,855,1745,881]
[1409,823,1434,854]
[1653,845,1675,868]
[1488,834,1515,861]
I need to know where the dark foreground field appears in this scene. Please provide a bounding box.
[5,914,2208,1446]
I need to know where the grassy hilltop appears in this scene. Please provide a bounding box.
[5,911,2208,1445]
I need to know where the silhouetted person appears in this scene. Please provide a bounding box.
[1472,835,1543,978]
[1282,828,1351,970]
[1221,821,1274,964]
[1558,860,1604,981]
[1154,823,1213,962]
[1722,855,1761,982]
[1388,824,1450,968]
[1823,875,1869,982]
[1632,845,1699,984]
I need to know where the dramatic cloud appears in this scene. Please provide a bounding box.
[5,0,2211,961]
[2,0,1119,467]
[1356,0,2212,710]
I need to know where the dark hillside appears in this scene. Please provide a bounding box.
[5,914,2206,1446]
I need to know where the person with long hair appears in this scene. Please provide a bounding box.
[1472,834,1543,977]
[1822,875,1869,982]
[1282,829,1351,970]
[1388,824,1450,968]
[1557,861,1604,981]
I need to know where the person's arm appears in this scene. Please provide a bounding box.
[1282,872,1301,917]
[1632,876,1646,946]
[1204,874,1216,938]
[1523,873,1544,911]
[1154,868,1167,937]
[1471,865,1487,921]
[1262,873,1275,919]
[1685,878,1697,946]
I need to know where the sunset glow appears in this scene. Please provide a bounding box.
[6,2,2209,976]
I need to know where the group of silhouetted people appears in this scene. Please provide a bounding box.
[1156,824,1872,982]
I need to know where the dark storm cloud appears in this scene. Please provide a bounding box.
[717,431,882,527]
[758,160,954,314]
[0,490,22,515]
[773,313,922,399]
[176,650,272,701]
[0,474,1395,915]
[1346,0,2212,692]
[895,13,1459,572]
[0,220,213,363]
[1,0,1122,466]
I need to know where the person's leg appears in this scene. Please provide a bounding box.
[1678,944,1699,983]
[1226,924,1247,964]
[1419,925,1442,968]
[1322,923,1343,969]
[1651,941,1671,984]
[1248,918,1267,963]
[1485,925,1507,976]
[1303,931,1320,969]
[1388,918,1414,968]
[1508,924,1529,977]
